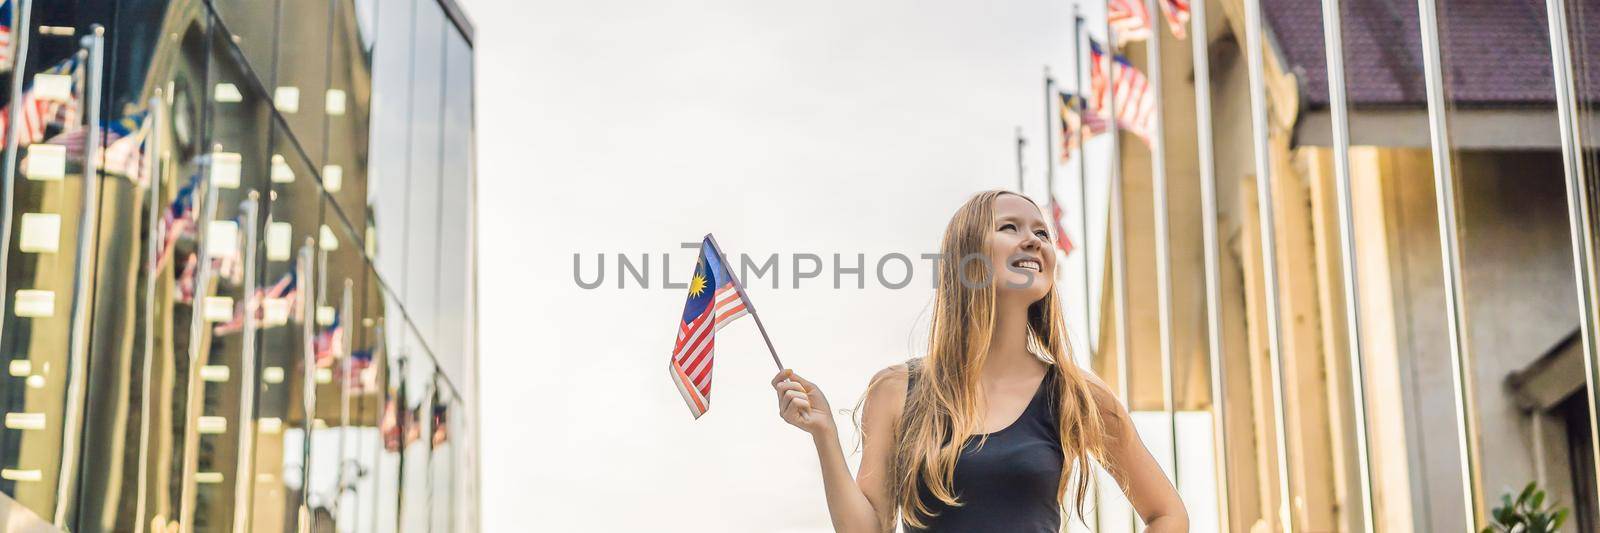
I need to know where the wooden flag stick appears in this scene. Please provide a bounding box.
[705,233,785,370]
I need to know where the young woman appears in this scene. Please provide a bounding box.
[772,190,1188,532]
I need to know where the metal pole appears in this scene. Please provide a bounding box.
[299,239,317,533]
[232,193,260,533]
[56,29,103,527]
[1546,0,1600,518]
[1414,0,1485,527]
[1045,68,1055,201]
[1242,0,1297,530]
[179,145,224,533]
[1142,0,1179,489]
[1017,127,1026,194]
[1189,0,1233,529]
[1072,10,1102,532]
[133,92,163,533]
[0,0,34,348]
[1074,13,1093,359]
[1100,20,1136,533]
[1320,0,1378,530]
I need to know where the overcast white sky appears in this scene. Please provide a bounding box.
[466,0,1120,530]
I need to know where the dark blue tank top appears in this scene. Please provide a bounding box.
[903,364,1064,532]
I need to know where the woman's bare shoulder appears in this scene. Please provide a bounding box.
[862,363,912,422]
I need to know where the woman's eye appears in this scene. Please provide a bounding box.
[1035,230,1050,239]
[999,223,1016,232]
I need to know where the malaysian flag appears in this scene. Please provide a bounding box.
[1050,195,1076,259]
[1107,0,1188,43]
[153,172,200,273]
[1058,91,1107,163]
[0,1,14,73]
[668,236,753,418]
[346,348,376,393]
[1089,39,1156,146]
[0,54,83,147]
[213,270,299,335]
[314,311,345,367]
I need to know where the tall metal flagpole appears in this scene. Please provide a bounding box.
[1100,13,1137,533]
[1414,0,1484,526]
[1142,0,1180,489]
[1074,12,1093,360]
[1189,0,1233,529]
[1320,0,1378,530]
[1069,12,1102,531]
[1545,0,1600,516]
[1242,0,1298,529]
[1045,68,1055,204]
[1016,127,1027,194]
[705,233,784,370]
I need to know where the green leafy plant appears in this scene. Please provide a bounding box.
[1481,481,1570,533]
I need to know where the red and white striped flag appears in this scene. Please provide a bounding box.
[668,236,752,418]
[1089,38,1157,146]
[1107,0,1189,43]
[1050,195,1076,259]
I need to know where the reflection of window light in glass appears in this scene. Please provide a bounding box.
[211,151,242,189]
[197,416,227,434]
[313,418,329,430]
[14,290,54,318]
[326,89,347,115]
[366,225,377,258]
[33,73,72,101]
[18,213,59,253]
[25,144,66,181]
[263,298,290,326]
[320,225,339,251]
[271,154,294,183]
[195,472,224,484]
[37,26,74,36]
[213,83,243,103]
[322,164,343,192]
[316,306,336,326]
[7,360,30,377]
[262,367,285,384]
[5,413,45,431]
[274,86,300,113]
[315,368,334,384]
[267,222,293,261]
[204,296,234,322]
[259,417,283,434]
[200,365,230,382]
[207,220,239,258]
[2,469,41,482]
[25,376,44,389]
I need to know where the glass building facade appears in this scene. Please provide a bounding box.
[0,0,479,531]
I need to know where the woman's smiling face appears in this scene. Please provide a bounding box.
[986,193,1055,302]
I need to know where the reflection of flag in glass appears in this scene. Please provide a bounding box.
[668,237,751,419]
[314,311,345,367]
[1058,91,1107,163]
[431,403,449,446]
[346,348,376,393]
[213,270,299,335]
[154,172,200,273]
[0,54,83,146]
[1089,39,1156,146]
[380,397,403,452]
[1050,195,1076,258]
[0,1,13,72]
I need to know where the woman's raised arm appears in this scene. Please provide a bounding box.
[772,367,905,533]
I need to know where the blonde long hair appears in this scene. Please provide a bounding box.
[892,190,1115,528]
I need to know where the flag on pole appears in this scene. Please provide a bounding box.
[153,172,200,273]
[0,1,15,73]
[1089,39,1157,146]
[1107,0,1188,43]
[668,236,752,419]
[1050,195,1076,258]
[314,311,346,366]
[1106,0,1152,46]
[1058,91,1108,163]
[0,54,84,147]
